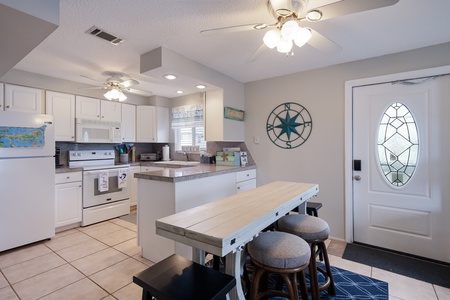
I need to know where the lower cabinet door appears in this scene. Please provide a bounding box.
[55,181,82,228]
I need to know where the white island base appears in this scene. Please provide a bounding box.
[137,172,236,262]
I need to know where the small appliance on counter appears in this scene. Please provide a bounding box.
[140,152,159,161]
[55,146,63,167]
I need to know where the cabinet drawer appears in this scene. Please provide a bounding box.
[236,169,256,183]
[55,172,82,184]
[236,179,256,193]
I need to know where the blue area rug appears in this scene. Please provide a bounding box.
[271,262,389,300]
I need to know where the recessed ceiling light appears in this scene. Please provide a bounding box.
[176,90,183,94]
[196,84,206,89]
[164,74,177,80]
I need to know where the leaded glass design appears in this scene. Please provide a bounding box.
[377,102,419,187]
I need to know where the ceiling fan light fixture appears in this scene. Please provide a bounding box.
[276,37,293,53]
[293,27,312,47]
[118,91,127,101]
[104,87,127,101]
[281,20,299,40]
[263,29,281,49]
[104,90,113,100]
[306,10,322,22]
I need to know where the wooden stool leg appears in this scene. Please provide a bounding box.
[309,242,321,300]
[320,241,336,296]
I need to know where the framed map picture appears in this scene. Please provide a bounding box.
[224,107,245,121]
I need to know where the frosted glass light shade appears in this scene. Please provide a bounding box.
[104,88,127,101]
[281,20,299,41]
[294,27,312,47]
[263,29,281,49]
[277,37,293,53]
[118,91,127,101]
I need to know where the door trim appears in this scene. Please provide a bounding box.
[344,65,450,243]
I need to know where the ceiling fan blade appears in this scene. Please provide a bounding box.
[126,88,152,96]
[307,28,342,54]
[200,23,266,36]
[78,86,105,90]
[246,43,267,63]
[308,0,399,21]
[80,74,104,83]
[121,78,139,88]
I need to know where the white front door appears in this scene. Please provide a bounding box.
[352,75,450,263]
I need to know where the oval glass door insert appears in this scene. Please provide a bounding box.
[377,102,419,187]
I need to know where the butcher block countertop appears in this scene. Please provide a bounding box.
[135,163,256,183]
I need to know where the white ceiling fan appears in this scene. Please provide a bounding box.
[80,72,150,101]
[201,0,399,61]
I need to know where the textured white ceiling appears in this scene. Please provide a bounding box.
[12,0,450,98]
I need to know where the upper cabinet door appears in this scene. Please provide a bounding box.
[155,106,169,143]
[136,105,156,142]
[75,96,101,120]
[46,91,76,141]
[101,100,122,123]
[4,84,43,114]
[121,103,136,142]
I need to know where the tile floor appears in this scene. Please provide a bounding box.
[0,217,449,300]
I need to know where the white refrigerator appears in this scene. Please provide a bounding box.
[0,111,55,252]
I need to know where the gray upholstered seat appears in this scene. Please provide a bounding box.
[277,214,336,300]
[247,231,310,300]
[277,214,329,241]
[248,231,310,268]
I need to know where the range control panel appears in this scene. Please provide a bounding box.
[69,150,115,161]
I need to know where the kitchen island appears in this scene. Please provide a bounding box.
[135,163,256,262]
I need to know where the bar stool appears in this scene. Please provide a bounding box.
[247,231,310,300]
[277,214,336,300]
[133,254,236,300]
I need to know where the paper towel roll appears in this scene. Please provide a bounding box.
[162,145,170,161]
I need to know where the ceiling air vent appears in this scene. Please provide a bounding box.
[85,26,124,45]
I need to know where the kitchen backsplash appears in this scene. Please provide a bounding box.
[56,141,255,167]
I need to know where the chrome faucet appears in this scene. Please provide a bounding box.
[183,151,189,161]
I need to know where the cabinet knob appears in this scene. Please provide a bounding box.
[6,105,10,109]
[66,176,70,179]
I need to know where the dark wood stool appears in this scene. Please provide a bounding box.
[306,202,322,217]
[291,201,322,216]
[133,254,236,300]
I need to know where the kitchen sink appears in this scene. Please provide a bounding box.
[153,161,200,167]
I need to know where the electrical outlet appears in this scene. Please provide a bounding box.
[254,136,260,144]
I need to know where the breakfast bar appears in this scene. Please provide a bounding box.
[155,181,319,300]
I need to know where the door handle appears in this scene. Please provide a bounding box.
[354,175,361,181]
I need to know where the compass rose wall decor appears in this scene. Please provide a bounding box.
[266,102,312,149]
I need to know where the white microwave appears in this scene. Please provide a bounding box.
[75,119,122,143]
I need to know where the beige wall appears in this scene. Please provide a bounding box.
[244,42,450,240]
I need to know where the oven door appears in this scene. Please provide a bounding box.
[83,168,130,208]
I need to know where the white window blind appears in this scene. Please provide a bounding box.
[172,105,206,151]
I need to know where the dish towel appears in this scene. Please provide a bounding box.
[118,168,128,189]
[98,171,109,192]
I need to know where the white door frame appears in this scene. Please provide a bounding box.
[344,65,450,243]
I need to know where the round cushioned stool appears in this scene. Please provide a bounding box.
[278,214,336,300]
[247,231,310,300]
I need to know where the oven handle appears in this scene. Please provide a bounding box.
[83,170,117,176]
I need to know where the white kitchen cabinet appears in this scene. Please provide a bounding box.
[236,169,257,194]
[121,103,136,142]
[136,106,169,143]
[0,83,3,110]
[129,166,140,207]
[76,96,121,122]
[55,172,82,229]
[101,100,122,122]
[46,91,76,141]
[75,96,100,120]
[3,84,43,113]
